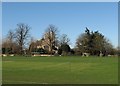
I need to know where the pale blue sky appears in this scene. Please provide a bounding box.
[2,2,118,48]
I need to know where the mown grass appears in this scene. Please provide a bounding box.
[2,56,118,84]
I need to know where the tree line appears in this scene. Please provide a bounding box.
[2,23,119,56]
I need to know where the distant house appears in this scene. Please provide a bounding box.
[29,32,58,55]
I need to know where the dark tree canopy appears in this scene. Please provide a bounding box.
[58,43,71,55]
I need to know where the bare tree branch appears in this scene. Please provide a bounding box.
[15,23,31,55]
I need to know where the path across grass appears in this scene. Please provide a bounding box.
[2,56,118,84]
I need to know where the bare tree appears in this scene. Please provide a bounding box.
[44,24,58,54]
[7,30,15,50]
[59,34,70,45]
[15,23,31,55]
[2,30,15,54]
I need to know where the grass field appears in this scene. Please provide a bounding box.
[2,56,118,84]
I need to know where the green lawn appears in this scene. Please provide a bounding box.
[2,56,118,84]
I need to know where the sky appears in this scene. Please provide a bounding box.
[2,2,118,48]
